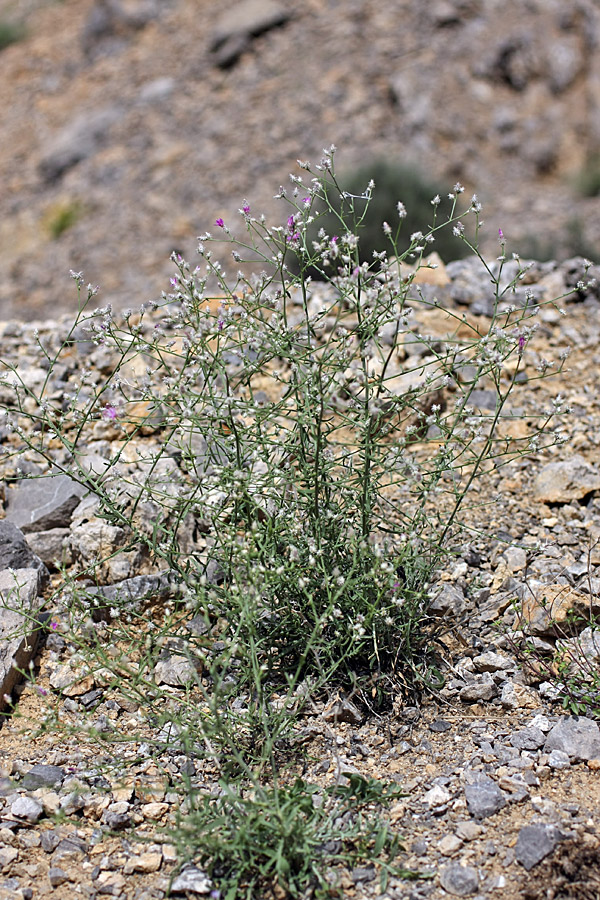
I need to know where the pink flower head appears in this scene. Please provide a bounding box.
[302,197,310,205]
[518,334,526,352]
[37,686,48,696]
[50,621,58,631]
[242,203,250,215]
[287,215,296,231]
[215,218,224,228]
[102,405,118,421]
[330,236,338,244]
[217,318,225,331]
[498,228,504,240]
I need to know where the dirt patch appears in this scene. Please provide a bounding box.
[521,840,600,900]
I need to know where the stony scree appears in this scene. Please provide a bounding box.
[0,273,597,896]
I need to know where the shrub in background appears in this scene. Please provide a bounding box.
[0,19,26,51]
[291,158,472,280]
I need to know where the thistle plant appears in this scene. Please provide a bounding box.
[0,146,578,897]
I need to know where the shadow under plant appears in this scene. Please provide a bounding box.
[0,148,585,898]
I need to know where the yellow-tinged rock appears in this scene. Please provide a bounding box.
[521,583,594,636]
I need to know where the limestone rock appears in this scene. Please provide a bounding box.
[21,765,65,791]
[0,522,48,579]
[5,474,86,534]
[171,866,212,895]
[515,823,560,870]
[521,583,593,636]
[464,775,507,819]
[533,456,600,504]
[544,716,600,762]
[210,0,291,67]
[39,107,123,182]
[0,568,45,712]
[439,863,479,896]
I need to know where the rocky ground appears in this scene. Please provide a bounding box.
[1,1,600,896]
[0,0,600,320]
[0,253,598,898]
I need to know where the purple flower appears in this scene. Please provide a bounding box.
[217,318,225,331]
[102,405,118,421]
[287,215,296,230]
[498,228,504,240]
[170,276,179,288]
[242,203,250,215]
[518,334,526,352]
[302,196,310,205]
[215,218,224,228]
[330,236,338,244]
[37,687,48,696]
[50,621,58,631]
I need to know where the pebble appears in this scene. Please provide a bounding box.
[48,866,70,887]
[439,862,479,896]
[464,776,507,819]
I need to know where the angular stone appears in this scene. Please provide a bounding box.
[533,456,600,504]
[423,785,451,807]
[153,643,201,687]
[544,716,600,761]
[0,568,45,712]
[20,765,65,791]
[473,651,515,673]
[515,823,560,870]
[48,866,70,887]
[40,830,62,853]
[0,847,18,868]
[124,851,162,874]
[464,775,507,819]
[510,727,546,751]
[429,583,466,616]
[548,749,571,770]
[171,866,213,894]
[439,863,479,896]
[438,834,463,856]
[39,107,122,182]
[459,675,498,703]
[10,796,43,825]
[49,658,95,697]
[0,522,48,577]
[210,0,291,67]
[24,529,71,570]
[5,474,86,534]
[500,682,540,710]
[84,571,174,622]
[521,583,592,636]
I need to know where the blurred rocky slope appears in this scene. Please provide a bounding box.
[0,0,599,320]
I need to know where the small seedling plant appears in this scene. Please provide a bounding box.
[0,147,576,897]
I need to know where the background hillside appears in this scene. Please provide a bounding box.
[0,0,599,320]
